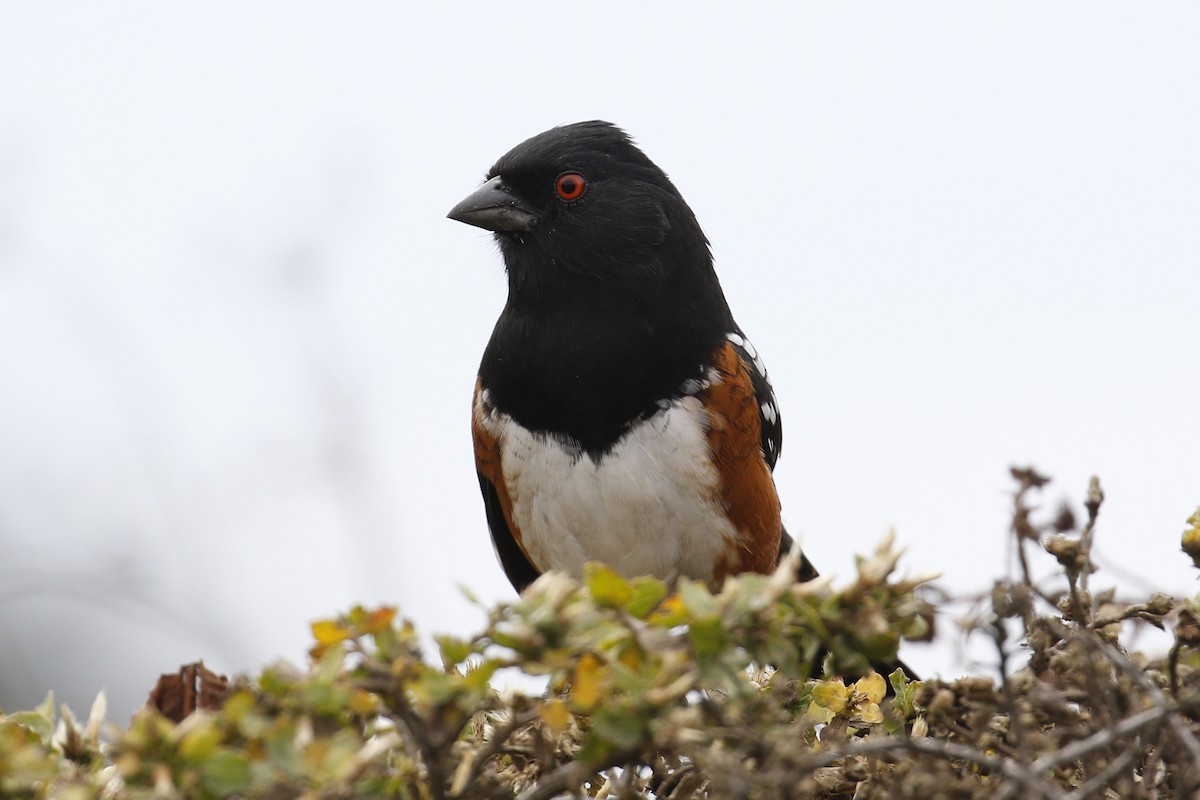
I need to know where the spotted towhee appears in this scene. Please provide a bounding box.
[448,120,818,595]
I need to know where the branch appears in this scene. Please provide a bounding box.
[515,748,643,800]
[1031,698,1200,772]
[1071,744,1138,800]
[452,709,540,796]
[798,735,1067,800]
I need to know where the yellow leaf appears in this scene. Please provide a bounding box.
[854,673,886,704]
[178,719,220,758]
[846,673,886,725]
[349,690,378,716]
[648,595,687,627]
[854,703,884,725]
[311,620,350,646]
[1183,506,1200,568]
[570,653,605,712]
[810,680,850,714]
[586,563,632,608]
[626,576,669,618]
[618,645,644,671]
[539,699,571,734]
[364,607,397,634]
[805,702,836,725]
[220,690,255,723]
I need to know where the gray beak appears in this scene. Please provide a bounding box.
[447,176,539,232]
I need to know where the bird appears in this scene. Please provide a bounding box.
[446,120,821,597]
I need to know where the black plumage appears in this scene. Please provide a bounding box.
[461,121,738,459]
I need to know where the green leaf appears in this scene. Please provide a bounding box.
[888,669,920,717]
[178,718,221,759]
[436,635,473,666]
[416,672,462,706]
[591,704,646,749]
[257,666,295,697]
[265,722,304,779]
[8,692,55,741]
[575,733,614,767]
[586,563,632,608]
[463,658,501,691]
[313,642,346,683]
[626,576,669,618]
[689,617,726,657]
[200,748,253,796]
[677,578,716,618]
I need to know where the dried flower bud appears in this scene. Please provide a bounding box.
[992,581,1032,619]
[842,756,869,782]
[927,688,956,719]
[1146,593,1175,616]
[1176,606,1200,646]
[1044,534,1085,572]
[1084,476,1105,521]
[1026,624,1055,654]
[1052,502,1077,533]
[1057,589,1092,623]
[1010,466,1051,489]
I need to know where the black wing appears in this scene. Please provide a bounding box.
[478,471,541,594]
[473,382,541,594]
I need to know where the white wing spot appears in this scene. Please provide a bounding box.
[727,332,767,377]
[761,401,778,425]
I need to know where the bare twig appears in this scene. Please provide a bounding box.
[1071,743,1139,799]
[1078,476,1105,596]
[616,761,639,800]
[515,749,642,800]
[453,709,540,796]
[992,617,1030,760]
[794,734,1068,800]
[1033,698,1200,771]
[1089,635,1200,779]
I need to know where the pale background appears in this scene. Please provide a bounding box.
[2,3,1197,717]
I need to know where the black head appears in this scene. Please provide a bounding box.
[450,122,739,451]
[448,121,725,316]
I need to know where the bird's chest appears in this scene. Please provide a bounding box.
[478,395,739,586]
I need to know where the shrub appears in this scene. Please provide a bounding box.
[2,468,1197,798]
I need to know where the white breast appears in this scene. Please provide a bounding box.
[476,393,738,585]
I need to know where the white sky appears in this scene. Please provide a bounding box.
[1,3,1198,716]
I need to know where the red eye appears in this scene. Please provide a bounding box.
[555,172,586,202]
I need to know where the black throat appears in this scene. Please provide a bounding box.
[479,245,734,458]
